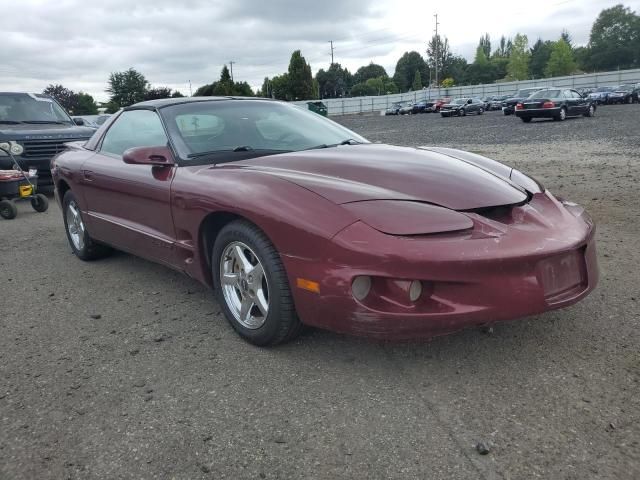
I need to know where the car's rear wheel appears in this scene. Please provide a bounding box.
[213,220,302,346]
[557,107,567,121]
[0,199,17,220]
[63,191,112,260]
[521,117,532,123]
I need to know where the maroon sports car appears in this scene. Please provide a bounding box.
[51,97,598,345]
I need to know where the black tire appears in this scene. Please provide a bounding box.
[31,193,49,212]
[557,107,567,121]
[503,109,510,116]
[627,96,633,104]
[0,199,17,220]
[212,220,302,346]
[584,104,596,117]
[458,108,466,116]
[521,117,532,123]
[62,190,112,261]
[440,113,447,118]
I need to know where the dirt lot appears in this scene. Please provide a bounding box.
[1,104,639,479]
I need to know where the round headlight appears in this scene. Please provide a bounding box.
[10,142,23,155]
[0,142,10,153]
[351,276,372,301]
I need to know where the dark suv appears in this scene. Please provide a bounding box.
[0,92,95,188]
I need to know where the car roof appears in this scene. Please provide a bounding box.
[129,96,274,109]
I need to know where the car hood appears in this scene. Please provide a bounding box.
[226,144,528,211]
[441,103,462,108]
[0,123,95,140]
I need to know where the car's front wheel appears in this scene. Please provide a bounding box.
[63,191,112,260]
[521,117,532,123]
[584,105,596,117]
[556,107,567,121]
[213,220,302,346]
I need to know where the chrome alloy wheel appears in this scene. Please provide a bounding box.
[66,200,85,250]
[220,241,269,329]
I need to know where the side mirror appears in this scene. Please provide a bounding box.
[73,118,85,126]
[467,99,473,104]
[123,146,175,166]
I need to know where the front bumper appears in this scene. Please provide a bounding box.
[440,109,459,117]
[284,192,598,340]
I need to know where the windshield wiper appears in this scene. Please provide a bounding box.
[0,120,22,124]
[21,120,66,124]
[187,147,287,159]
[304,138,362,150]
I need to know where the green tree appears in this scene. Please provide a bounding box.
[446,56,469,85]
[464,46,496,84]
[411,70,423,90]
[106,68,149,108]
[316,63,352,98]
[143,87,174,101]
[259,77,272,97]
[353,63,388,84]
[43,84,78,112]
[588,4,640,70]
[441,78,455,88]
[270,74,290,100]
[529,39,553,78]
[506,34,530,80]
[479,33,491,58]
[426,35,454,84]
[350,82,378,97]
[195,65,254,97]
[287,50,314,100]
[393,51,428,91]
[75,93,98,115]
[545,39,576,77]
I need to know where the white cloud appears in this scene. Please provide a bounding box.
[0,0,622,101]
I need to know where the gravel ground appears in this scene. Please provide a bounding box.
[1,104,639,479]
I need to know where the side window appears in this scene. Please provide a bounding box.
[563,90,573,99]
[101,110,167,157]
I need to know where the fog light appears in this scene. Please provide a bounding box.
[351,276,371,301]
[10,143,23,155]
[409,280,422,302]
[0,142,9,155]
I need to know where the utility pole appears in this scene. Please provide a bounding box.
[328,41,335,65]
[434,14,439,88]
[228,61,235,82]
[188,80,192,97]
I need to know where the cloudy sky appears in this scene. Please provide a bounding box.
[0,0,630,102]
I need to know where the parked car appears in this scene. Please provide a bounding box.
[515,88,596,122]
[51,96,598,345]
[0,92,95,187]
[411,100,431,114]
[577,87,595,97]
[72,116,100,129]
[385,102,403,115]
[606,84,639,104]
[306,101,328,116]
[481,96,493,110]
[398,102,414,115]
[588,86,615,105]
[502,88,544,115]
[429,97,451,112]
[440,98,485,117]
[487,95,508,111]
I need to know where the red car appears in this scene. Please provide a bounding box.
[52,97,598,346]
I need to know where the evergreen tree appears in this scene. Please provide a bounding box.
[287,50,314,100]
[411,70,423,90]
[106,68,149,107]
[588,4,640,70]
[529,39,553,78]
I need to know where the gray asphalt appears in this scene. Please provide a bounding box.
[1,104,639,479]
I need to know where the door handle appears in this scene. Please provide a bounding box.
[82,170,95,181]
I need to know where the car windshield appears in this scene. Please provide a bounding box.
[161,100,369,160]
[595,87,613,92]
[529,89,562,99]
[0,93,72,124]
[616,85,632,91]
[516,89,538,97]
[452,99,467,105]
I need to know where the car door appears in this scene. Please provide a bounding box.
[80,108,178,267]
[562,90,577,115]
[570,90,587,114]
